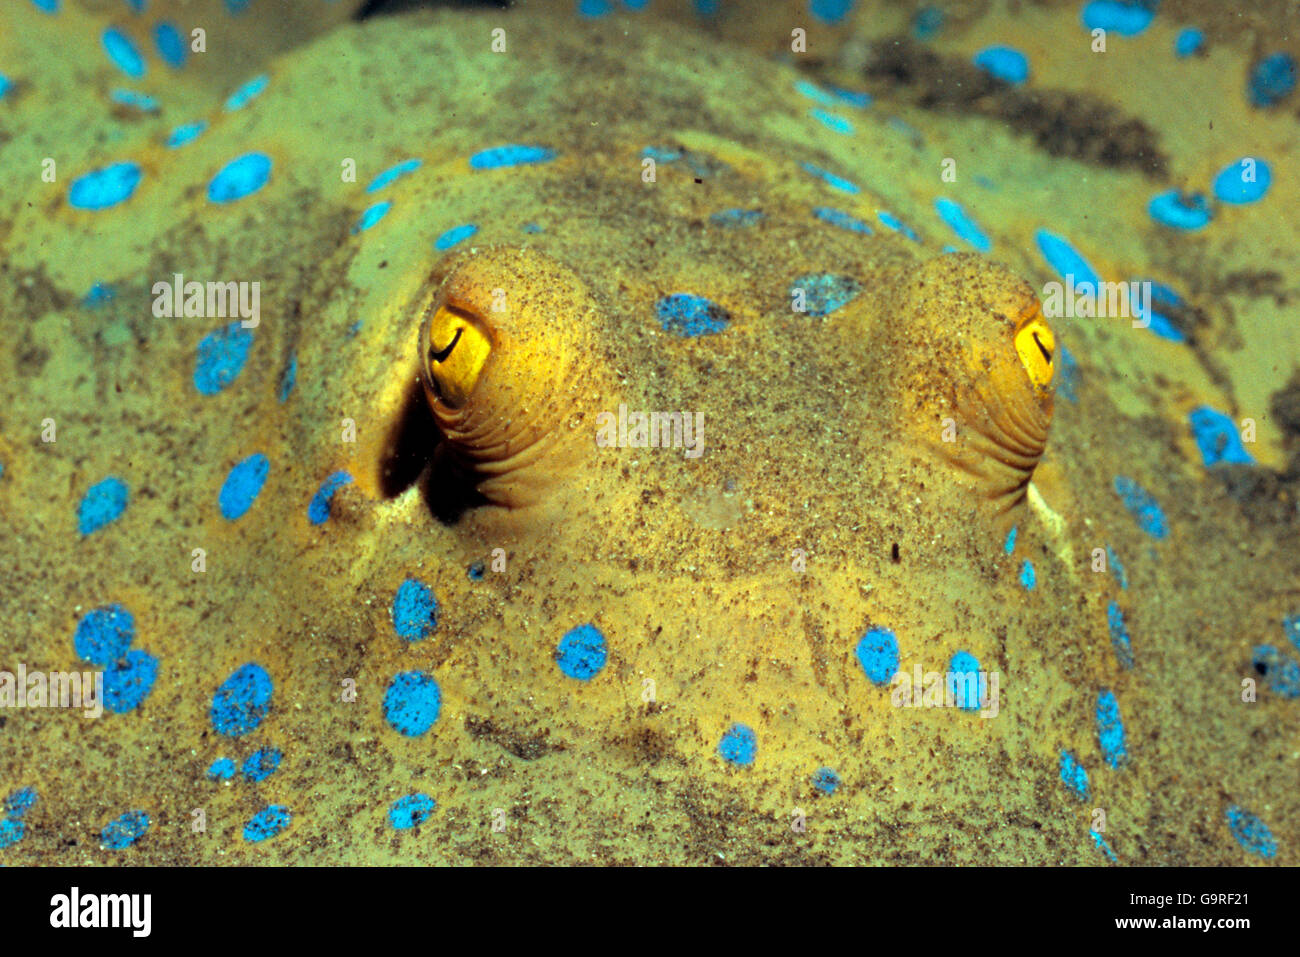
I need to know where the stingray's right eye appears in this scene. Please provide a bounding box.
[420,303,492,408]
[1013,305,1055,393]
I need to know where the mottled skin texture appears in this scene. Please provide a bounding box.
[1,2,1297,864]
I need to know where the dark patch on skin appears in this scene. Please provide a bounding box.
[834,37,1168,178]
[1208,269,1298,309]
[1209,463,1300,530]
[1270,369,1300,457]
[464,714,565,761]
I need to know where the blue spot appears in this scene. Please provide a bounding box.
[1082,1,1156,36]
[521,221,543,234]
[877,211,919,241]
[1189,406,1254,466]
[1095,690,1129,769]
[623,0,651,9]
[211,663,273,736]
[353,201,391,234]
[1107,601,1134,669]
[810,0,854,24]
[102,27,145,78]
[578,0,612,16]
[208,152,272,203]
[709,208,765,227]
[467,561,486,581]
[367,158,422,192]
[242,747,282,782]
[973,46,1029,85]
[383,671,442,737]
[1212,158,1271,204]
[1225,805,1276,858]
[1113,476,1168,539]
[166,121,206,148]
[855,627,899,686]
[693,0,719,15]
[1090,828,1118,863]
[435,223,478,250]
[225,0,252,13]
[4,787,37,817]
[1019,560,1035,590]
[1284,613,1300,653]
[946,650,984,711]
[0,75,10,100]
[78,476,129,535]
[206,758,236,781]
[1056,342,1079,402]
[934,198,991,252]
[1106,545,1128,589]
[913,5,943,39]
[82,282,116,307]
[469,145,556,170]
[812,767,841,794]
[100,810,149,849]
[243,805,291,843]
[154,22,186,68]
[104,650,159,713]
[795,79,839,107]
[555,624,608,681]
[1004,526,1017,554]
[1147,190,1212,230]
[655,293,730,337]
[717,723,757,766]
[392,578,439,642]
[69,162,142,211]
[811,109,854,134]
[193,322,254,396]
[1036,230,1101,288]
[642,145,682,164]
[1252,645,1300,699]
[110,88,159,112]
[277,353,297,402]
[0,818,25,849]
[346,320,362,338]
[1175,27,1203,57]
[308,471,353,525]
[800,161,860,194]
[828,86,872,108]
[219,453,269,521]
[790,272,862,317]
[125,0,144,11]
[30,0,59,13]
[1059,751,1089,801]
[390,793,437,829]
[812,206,872,235]
[224,73,268,111]
[1134,280,1187,342]
[1249,52,1296,107]
[74,605,135,665]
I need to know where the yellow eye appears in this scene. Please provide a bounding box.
[1013,307,1055,392]
[421,304,492,408]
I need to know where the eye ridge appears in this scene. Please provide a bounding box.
[429,326,463,364]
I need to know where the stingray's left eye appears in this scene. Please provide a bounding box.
[1013,306,1055,392]
[421,303,492,408]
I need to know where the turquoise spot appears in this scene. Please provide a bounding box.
[154,22,186,68]
[1225,805,1276,858]
[0,75,10,100]
[811,109,854,134]
[1284,613,1300,653]
[1249,52,1295,107]
[308,471,353,525]
[717,723,757,766]
[1096,689,1129,769]
[877,211,919,241]
[194,321,254,395]
[829,87,872,108]
[219,453,269,520]
[521,221,543,234]
[855,627,899,686]
[1036,230,1101,287]
[810,0,855,24]
[1090,828,1118,863]
[435,222,478,250]
[934,198,991,252]
[1113,476,1168,539]
[1107,601,1134,669]
[224,73,268,111]
[1175,27,1203,57]
[102,27,145,78]
[74,604,135,665]
[946,650,984,711]
[353,201,392,233]
[1019,560,1035,590]
[82,282,116,307]
[1189,406,1254,466]
[0,818,25,849]
[1148,190,1212,230]
[1082,1,1156,36]
[790,273,862,317]
[101,810,149,849]
[241,747,282,782]
[1252,645,1300,699]
[110,89,158,112]
[973,46,1029,85]
[4,788,36,818]
[392,578,439,642]
[243,805,291,843]
[642,145,682,164]
[1213,158,1271,204]
[104,650,158,712]
[1004,526,1017,554]
[383,671,442,737]
[709,208,765,227]
[795,79,839,107]
[578,0,612,16]
[1059,751,1089,801]
[206,758,236,781]
[208,152,272,203]
[1056,343,1079,402]
[800,162,859,194]
[812,767,840,794]
[555,624,608,681]
[367,158,421,192]
[693,0,719,15]
[655,294,730,336]
[1106,544,1128,589]
[277,353,297,402]
[78,476,129,535]
[390,793,437,829]
[166,121,207,148]
[913,5,943,39]
[469,145,556,170]
[210,662,273,736]
[69,162,142,211]
[1133,280,1187,342]
[31,0,59,13]
[812,206,872,235]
